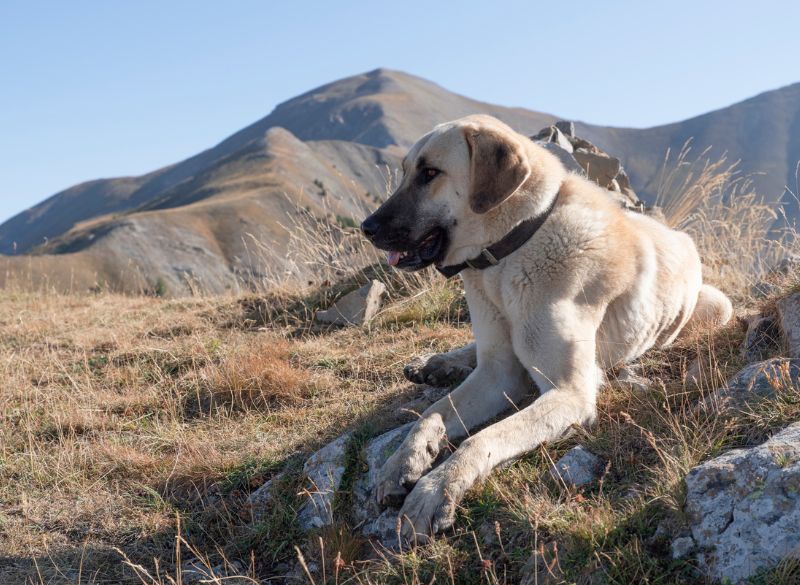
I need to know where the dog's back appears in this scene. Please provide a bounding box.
[550,173,728,368]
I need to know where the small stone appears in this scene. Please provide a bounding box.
[671,536,695,559]
[751,255,800,298]
[741,314,781,362]
[772,254,800,277]
[180,560,246,585]
[549,446,602,488]
[315,280,386,325]
[616,364,652,391]
[777,292,800,358]
[245,474,286,523]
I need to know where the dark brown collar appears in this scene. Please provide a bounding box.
[436,191,559,279]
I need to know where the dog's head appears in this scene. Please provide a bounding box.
[361,115,540,271]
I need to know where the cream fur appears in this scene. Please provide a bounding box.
[372,115,733,541]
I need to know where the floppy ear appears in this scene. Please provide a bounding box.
[464,126,531,214]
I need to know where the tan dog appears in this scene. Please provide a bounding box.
[360,115,732,542]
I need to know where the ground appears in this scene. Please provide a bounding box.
[2,159,799,584]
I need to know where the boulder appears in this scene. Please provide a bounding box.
[684,422,800,583]
[315,280,386,326]
[352,422,414,547]
[777,292,800,358]
[296,433,351,530]
[703,358,800,414]
[549,446,603,488]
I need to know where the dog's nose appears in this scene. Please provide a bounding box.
[360,215,381,239]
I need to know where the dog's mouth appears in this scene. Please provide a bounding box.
[384,228,448,271]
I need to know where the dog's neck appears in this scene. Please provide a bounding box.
[444,146,566,266]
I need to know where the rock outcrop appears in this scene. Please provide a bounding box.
[532,122,642,212]
[681,422,800,583]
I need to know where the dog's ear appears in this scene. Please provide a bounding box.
[464,126,531,214]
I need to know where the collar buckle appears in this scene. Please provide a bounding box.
[465,248,499,269]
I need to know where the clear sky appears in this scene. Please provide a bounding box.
[1,0,798,224]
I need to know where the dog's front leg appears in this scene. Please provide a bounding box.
[397,308,601,541]
[403,342,477,387]
[376,353,530,507]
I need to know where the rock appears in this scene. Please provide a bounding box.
[554,120,575,137]
[531,123,641,212]
[549,446,602,488]
[245,474,282,523]
[315,280,386,326]
[296,433,351,530]
[684,422,800,583]
[615,364,652,392]
[741,314,781,363]
[777,292,800,358]
[353,423,414,548]
[403,342,477,387]
[703,358,800,414]
[538,141,584,173]
[671,536,695,560]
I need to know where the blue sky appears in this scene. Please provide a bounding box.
[1,1,798,224]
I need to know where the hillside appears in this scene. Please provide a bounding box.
[1,69,799,295]
[2,223,799,583]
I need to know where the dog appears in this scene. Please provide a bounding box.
[360,115,732,542]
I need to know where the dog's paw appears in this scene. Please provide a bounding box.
[375,417,447,508]
[397,464,466,544]
[403,348,476,387]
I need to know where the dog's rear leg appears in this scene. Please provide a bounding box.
[681,284,733,337]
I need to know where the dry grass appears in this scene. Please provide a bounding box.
[1,155,799,584]
[657,143,798,303]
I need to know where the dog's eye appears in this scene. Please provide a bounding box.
[422,168,441,183]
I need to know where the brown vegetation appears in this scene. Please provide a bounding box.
[0,158,798,584]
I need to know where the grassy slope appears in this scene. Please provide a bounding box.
[1,267,799,585]
[2,161,799,584]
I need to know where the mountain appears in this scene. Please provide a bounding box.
[1,69,798,295]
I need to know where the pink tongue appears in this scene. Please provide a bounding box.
[387,251,401,266]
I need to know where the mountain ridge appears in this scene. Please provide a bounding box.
[2,68,798,294]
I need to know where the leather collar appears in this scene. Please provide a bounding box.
[436,191,559,279]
